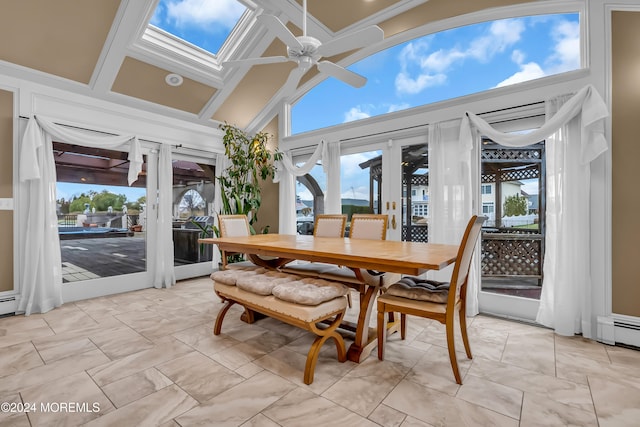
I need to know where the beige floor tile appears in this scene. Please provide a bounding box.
[36,337,98,363]
[589,374,640,427]
[264,387,379,426]
[175,370,297,426]
[20,371,115,426]
[456,375,523,420]
[87,338,193,386]
[520,392,598,427]
[156,351,245,403]
[384,379,518,427]
[0,341,43,378]
[404,345,471,396]
[84,384,198,427]
[501,330,555,376]
[368,403,408,427]
[100,368,174,408]
[242,413,282,426]
[0,393,31,427]
[89,325,155,359]
[0,349,110,396]
[468,358,594,412]
[322,357,406,417]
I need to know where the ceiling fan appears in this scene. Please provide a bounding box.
[223,0,384,100]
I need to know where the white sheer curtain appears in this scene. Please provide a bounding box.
[323,141,341,214]
[212,152,230,267]
[153,144,175,288]
[428,119,480,315]
[18,116,142,315]
[459,84,609,336]
[274,141,324,234]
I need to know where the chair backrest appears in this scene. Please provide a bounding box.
[349,214,388,240]
[218,215,250,237]
[447,215,486,303]
[314,214,347,237]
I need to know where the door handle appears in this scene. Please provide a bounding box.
[391,214,397,230]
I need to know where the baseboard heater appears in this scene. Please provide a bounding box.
[614,320,640,331]
[0,295,16,303]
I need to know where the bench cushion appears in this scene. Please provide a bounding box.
[214,282,347,322]
[236,272,300,295]
[210,268,267,286]
[272,278,347,306]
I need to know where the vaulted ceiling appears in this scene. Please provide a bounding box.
[0,0,538,134]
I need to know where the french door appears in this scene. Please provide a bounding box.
[380,135,543,322]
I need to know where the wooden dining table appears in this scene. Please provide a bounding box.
[201,234,459,362]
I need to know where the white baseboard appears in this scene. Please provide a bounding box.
[597,315,615,345]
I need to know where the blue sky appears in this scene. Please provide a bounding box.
[93,3,579,203]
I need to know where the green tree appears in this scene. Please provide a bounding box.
[92,190,127,211]
[503,194,528,216]
[69,195,91,213]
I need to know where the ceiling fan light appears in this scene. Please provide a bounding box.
[165,73,184,87]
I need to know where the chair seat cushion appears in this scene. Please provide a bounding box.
[272,278,347,306]
[386,277,450,303]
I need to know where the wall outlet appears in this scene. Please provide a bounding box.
[0,198,14,210]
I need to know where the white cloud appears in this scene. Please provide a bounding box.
[496,62,545,87]
[547,20,580,73]
[395,71,446,95]
[344,106,371,122]
[496,18,580,88]
[395,18,525,95]
[387,103,411,113]
[165,0,245,30]
[468,19,525,61]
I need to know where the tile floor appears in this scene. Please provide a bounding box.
[1,276,639,426]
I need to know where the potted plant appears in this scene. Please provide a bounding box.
[217,122,282,234]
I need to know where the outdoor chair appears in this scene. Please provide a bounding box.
[376,215,486,384]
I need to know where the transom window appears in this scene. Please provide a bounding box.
[292,12,581,134]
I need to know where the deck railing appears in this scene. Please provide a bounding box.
[403,224,543,285]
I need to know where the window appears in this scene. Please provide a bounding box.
[172,160,215,265]
[292,13,581,134]
[482,184,493,195]
[55,143,147,283]
[482,203,495,214]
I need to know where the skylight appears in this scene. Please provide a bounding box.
[149,0,247,55]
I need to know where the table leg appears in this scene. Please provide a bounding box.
[344,286,401,363]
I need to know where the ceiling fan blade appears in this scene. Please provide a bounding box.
[317,61,367,88]
[280,66,308,100]
[317,25,384,58]
[223,56,290,67]
[257,14,304,51]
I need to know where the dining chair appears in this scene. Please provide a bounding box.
[376,215,486,385]
[318,213,396,306]
[349,214,388,240]
[313,214,347,238]
[218,214,253,269]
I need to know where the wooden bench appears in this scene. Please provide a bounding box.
[211,270,348,385]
